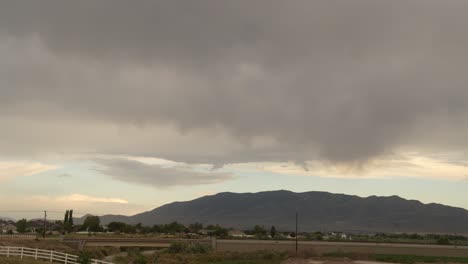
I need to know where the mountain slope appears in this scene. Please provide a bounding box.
[85,191,468,233]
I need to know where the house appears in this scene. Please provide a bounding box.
[228,230,246,238]
[198,229,215,235]
[1,223,17,233]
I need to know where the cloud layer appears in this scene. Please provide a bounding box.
[57,194,129,204]
[2,1,468,168]
[94,158,234,187]
[259,153,468,181]
[0,194,146,219]
[0,162,57,181]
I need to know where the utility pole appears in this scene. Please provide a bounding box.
[295,212,298,256]
[43,211,47,239]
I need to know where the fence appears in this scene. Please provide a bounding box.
[0,234,36,239]
[0,246,114,264]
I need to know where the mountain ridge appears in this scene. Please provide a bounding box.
[76,190,468,233]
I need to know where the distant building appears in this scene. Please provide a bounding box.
[229,230,246,238]
[198,229,215,235]
[1,224,17,233]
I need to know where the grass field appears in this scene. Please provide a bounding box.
[0,257,51,264]
[375,254,468,264]
[114,250,287,264]
[324,251,468,264]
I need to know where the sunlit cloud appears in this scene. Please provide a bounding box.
[0,161,58,181]
[258,153,468,181]
[56,194,129,204]
[0,194,146,220]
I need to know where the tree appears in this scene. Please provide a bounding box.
[212,226,229,238]
[69,210,74,226]
[16,219,28,233]
[83,215,101,232]
[270,226,277,238]
[189,222,203,233]
[64,210,69,224]
[253,225,267,237]
[165,221,186,234]
[63,209,74,233]
[136,223,142,231]
[108,222,127,233]
[35,228,44,236]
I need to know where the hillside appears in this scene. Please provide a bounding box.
[78,191,468,233]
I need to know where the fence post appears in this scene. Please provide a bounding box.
[20,247,24,259]
[7,247,9,257]
[35,248,38,260]
[65,253,68,264]
[211,237,217,251]
[50,250,53,262]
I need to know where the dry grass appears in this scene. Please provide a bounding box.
[112,250,288,264]
[0,238,120,260]
[0,256,51,264]
[0,238,76,254]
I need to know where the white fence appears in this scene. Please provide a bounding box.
[0,246,114,264]
[0,234,36,239]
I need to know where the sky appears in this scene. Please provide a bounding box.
[2,0,468,220]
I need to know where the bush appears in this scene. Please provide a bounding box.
[134,254,147,264]
[189,243,211,254]
[167,241,211,254]
[167,241,189,254]
[77,251,93,264]
[437,237,451,245]
[126,248,142,258]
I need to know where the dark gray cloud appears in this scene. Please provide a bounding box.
[94,158,234,187]
[1,1,468,165]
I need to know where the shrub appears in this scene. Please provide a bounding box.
[167,241,189,254]
[437,237,451,245]
[167,241,211,254]
[134,254,147,264]
[77,251,93,264]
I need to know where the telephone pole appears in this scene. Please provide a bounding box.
[43,211,47,239]
[295,212,298,256]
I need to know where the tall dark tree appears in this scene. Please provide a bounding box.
[64,210,69,223]
[270,226,277,238]
[69,210,74,226]
[63,209,74,233]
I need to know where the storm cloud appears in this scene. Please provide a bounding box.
[2,0,468,166]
